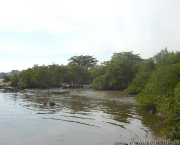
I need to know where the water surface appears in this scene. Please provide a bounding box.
[0,89,164,145]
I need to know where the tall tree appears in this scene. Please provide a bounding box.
[68,55,98,68]
[153,47,169,64]
[111,51,143,63]
[136,63,180,108]
[126,58,155,93]
[32,66,53,88]
[68,62,89,86]
[92,51,143,90]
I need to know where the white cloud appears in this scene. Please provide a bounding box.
[1,0,180,72]
[37,0,127,21]
[0,0,78,33]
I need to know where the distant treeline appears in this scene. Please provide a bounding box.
[0,70,20,79]
[4,48,180,140]
[7,55,98,88]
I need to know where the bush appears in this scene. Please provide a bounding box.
[163,82,180,140]
[91,75,109,90]
[136,63,180,108]
[10,74,19,87]
[125,72,151,94]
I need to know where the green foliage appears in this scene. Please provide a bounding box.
[7,59,95,89]
[19,69,36,88]
[107,58,139,89]
[48,64,66,87]
[161,83,180,140]
[10,74,19,87]
[126,59,155,93]
[68,55,98,68]
[153,47,169,65]
[125,50,180,94]
[4,49,180,140]
[32,66,53,88]
[9,57,96,89]
[89,65,106,81]
[68,62,90,86]
[134,50,180,140]
[111,51,143,63]
[67,55,99,86]
[125,72,151,94]
[138,58,155,72]
[153,48,180,67]
[91,51,143,90]
[163,51,180,65]
[136,63,180,107]
[91,75,109,89]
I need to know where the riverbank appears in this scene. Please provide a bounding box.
[0,87,70,96]
[0,84,92,94]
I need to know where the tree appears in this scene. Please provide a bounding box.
[19,69,36,88]
[91,51,143,90]
[58,65,72,85]
[106,58,138,89]
[153,47,169,65]
[126,58,155,93]
[68,62,89,86]
[89,65,107,81]
[68,55,98,69]
[163,82,180,140]
[48,64,61,87]
[128,49,180,96]
[67,55,97,86]
[111,51,143,63]
[10,74,19,87]
[136,63,180,108]
[153,82,180,140]
[32,66,53,88]
[162,51,180,66]
[91,75,109,89]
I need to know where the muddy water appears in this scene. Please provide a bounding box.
[0,89,164,145]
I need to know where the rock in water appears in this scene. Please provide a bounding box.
[49,102,55,106]
[149,110,156,114]
[43,102,47,106]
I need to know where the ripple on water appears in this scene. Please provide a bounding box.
[0,90,164,145]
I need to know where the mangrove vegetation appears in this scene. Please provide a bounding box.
[3,48,180,140]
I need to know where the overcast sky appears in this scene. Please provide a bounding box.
[0,0,180,72]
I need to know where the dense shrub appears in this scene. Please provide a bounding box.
[136,63,180,108]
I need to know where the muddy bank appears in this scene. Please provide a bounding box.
[0,86,56,93]
[0,86,22,93]
[0,85,91,94]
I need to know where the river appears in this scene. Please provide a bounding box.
[0,89,164,145]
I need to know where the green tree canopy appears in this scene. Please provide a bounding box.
[125,58,155,93]
[91,51,143,90]
[32,66,53,88]
[68,55,98,68]
[153,47,169,64]
[136,63,180,108]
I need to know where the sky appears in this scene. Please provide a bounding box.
[0,0,180,72]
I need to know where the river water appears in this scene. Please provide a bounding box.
[0,89,164,145]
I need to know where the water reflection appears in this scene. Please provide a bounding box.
[0,89,164,145]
